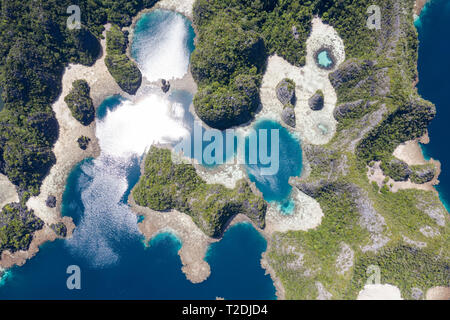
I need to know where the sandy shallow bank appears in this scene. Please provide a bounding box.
[129,194,215,284]
[426,286,450,300]
[415,0,430,16]
[26,25,128,226]
[156,0,195,19]
[357,284,403,300]
[0,174,19,210]
[393,138,428,166]
[0,217,75,269]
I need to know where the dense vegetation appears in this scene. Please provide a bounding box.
[267,182,368,299]
[133,147,266,238]
[191,0,385,129]
[105,24,142,94]
[264,0,449,300]
[0,203,44,255]
[357,98,435,163]
[380,157,411,181]
[349,245,449,299]
[64,80,95,126]
[0,0,157,197]
[0,0,158,251]
[50,222,67,237]
[269,161,449,299]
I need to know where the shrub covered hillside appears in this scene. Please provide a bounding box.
[133,147,267,238]
[64,80,95,126]
[105,24,142,95]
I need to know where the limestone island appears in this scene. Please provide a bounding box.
[0,0,448,301]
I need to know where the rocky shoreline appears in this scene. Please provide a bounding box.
[130,194,215,284]
[0,25,127,269]
[0,217,75,269]
[415,0,430,16]
[3,0,445,300]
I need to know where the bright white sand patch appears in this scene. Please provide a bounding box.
[25,27,125,224]
[0,174,19,209]
[253,17,345,145]
[131,197,214,283]
[357,284,403,300]
[426,286,450,300]
[195,163,246,189]
[393,140,428,166]
[156,0,195,19]
[265,187,324,233]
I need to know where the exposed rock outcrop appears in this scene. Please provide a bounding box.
[410,165,435,184]
[309,90,324,111]
[329,59,390,98]
[329,59,376,89]
[281,105,296,127]
[276,78,296,106]
[333,99,365,120]
[45,195,57,208]
[161,79,171,93]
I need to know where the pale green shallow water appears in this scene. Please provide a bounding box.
[0,9,276,300]
[317,50,333,68]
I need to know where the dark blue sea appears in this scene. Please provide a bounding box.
[415,0,450,211]
[0,9,276,300]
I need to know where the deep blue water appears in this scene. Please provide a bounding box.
[96,95,125,120]
[415,0,450,211]
[0,157,275,299]
[245,120,303,214]
[0,9,276,300]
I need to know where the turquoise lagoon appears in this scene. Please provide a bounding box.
[245,120,303,214]
[415,0,450,211]
[317,50,333,68]
[0,9,277,300]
